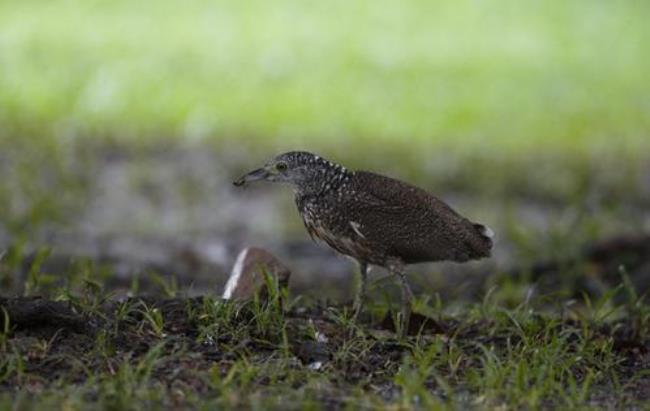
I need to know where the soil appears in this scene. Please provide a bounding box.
[1,296,648,407]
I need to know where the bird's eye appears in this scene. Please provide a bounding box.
[276,162,288,172]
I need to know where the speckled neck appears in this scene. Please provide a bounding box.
[294,158,354,199]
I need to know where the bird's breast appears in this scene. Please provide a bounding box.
[300,206,377,263]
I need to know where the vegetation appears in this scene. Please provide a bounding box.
[1,0,649,155]
[0,263,649,410]
[1,0,649,409]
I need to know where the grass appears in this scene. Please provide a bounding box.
[0,259,648,410]
[1,0,649,242]
[1,1,649,408]
[1,0,649,156]
[1,1,649,246]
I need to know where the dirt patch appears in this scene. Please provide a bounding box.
[1,296,648,408]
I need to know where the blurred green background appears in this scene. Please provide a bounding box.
[2,4,650,407]
[2,0,649,151]
[1,0,649,298]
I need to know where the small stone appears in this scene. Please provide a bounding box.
[222,247,291,300]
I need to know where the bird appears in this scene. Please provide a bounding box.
[233,151,493,336]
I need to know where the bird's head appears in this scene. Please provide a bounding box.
[233,151,350,194]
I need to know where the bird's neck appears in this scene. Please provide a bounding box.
[295,168,354,200]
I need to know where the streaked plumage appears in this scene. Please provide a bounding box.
[234,151,493,335]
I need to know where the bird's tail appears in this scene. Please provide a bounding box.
[473,223,495,253]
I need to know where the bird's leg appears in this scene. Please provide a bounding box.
[391,261,413,338]
[352,262,368,322]
[397,272,414,338]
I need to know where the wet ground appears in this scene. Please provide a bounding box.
[1,141,650,408]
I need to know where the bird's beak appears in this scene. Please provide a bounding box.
[233,167,271,186]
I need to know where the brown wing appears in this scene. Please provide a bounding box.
[349,171,492,263]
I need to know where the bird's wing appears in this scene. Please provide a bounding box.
[352,171,462,218]
[349,171,491,263]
